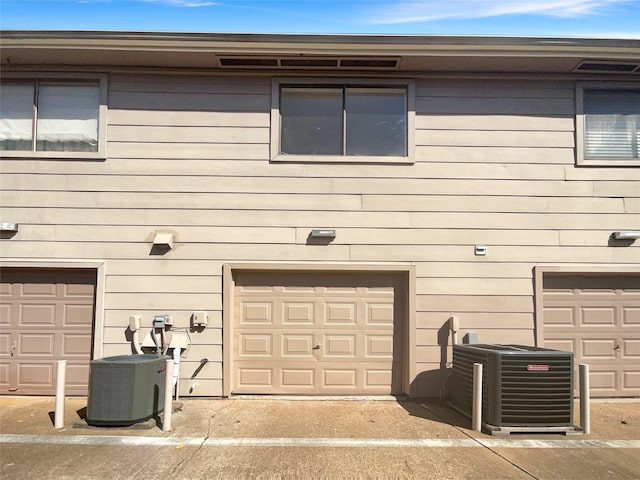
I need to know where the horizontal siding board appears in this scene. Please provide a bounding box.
[0,241,352,261]
[3,158,572,179]
[363,195,624,214]
[416,115,572,132]
[416,130,574,148]
[106,142,268,160]
[410,212,636,230]
[351,245,640,263]
[416,97,575,115]
[105,275,222,294]
[415,146,575,164]
[415,81,573,98]
[415,262,535,278]
[416,294,534,313]
[3,175,606,197]
[49,226,295,244]
[295,228,560,246]
[109,91,270,111]
[105,293,221,310]
[108,109,269,127]
[0,191,363,210]
[108,125,270,144]
[416,312,533,329]
[416,278,533,296]
[110,76,270,95]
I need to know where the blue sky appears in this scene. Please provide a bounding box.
[1,0,640,37]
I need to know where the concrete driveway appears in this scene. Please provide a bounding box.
[1,396,638,479]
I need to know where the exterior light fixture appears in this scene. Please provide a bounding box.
[310,229,336,238]
[612,231,640,241]
[152,232,174,249]
[0,222,19,233]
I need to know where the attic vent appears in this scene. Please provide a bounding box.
[280,59,338,67]
[219,58,278,67]
[218,57,399,70]
[339,59,398,68]
[574,61,639,73]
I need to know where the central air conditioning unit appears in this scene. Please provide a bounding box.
[451,344,578,434]
[86,354,168,426]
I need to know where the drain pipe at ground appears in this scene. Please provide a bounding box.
[54,360,66,429]
[472,362,483,432]
[580,363,590,434]
[163,358,174,432]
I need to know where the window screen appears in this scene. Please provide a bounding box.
[584,89,640,160]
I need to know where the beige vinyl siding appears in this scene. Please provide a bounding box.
[2,73,639,398]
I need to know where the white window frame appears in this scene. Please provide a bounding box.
[271,77,415,164]
[1,72,108,160]
[576,81,640,167]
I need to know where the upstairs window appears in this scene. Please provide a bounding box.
[577,84,640,166]
[1,75,106,159]
[272,79,414,163]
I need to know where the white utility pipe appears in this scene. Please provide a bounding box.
[54,360,67,429]
[579,363,591,434]
[172,348,181,401]
[162,358,174,432]
[132,330,143,354]
[472,362,483,432]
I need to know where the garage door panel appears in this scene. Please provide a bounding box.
[324,335,356,357]
[240,334,272,356]
[238,368,273,387]
[543,274,640,398]
[582,307,616,325]
[63,304,94,326]
[241,302,273,324]
[325,303,357,324]
[281,369,314,387]
[623,307,640,324]
[19,333,55,357]
[582,338,618,359]
[0,334,11,357]
[62,333,93,356]
[623,371,640,389]
[623,339,640,357]
[16,362,54,388]
[19,304,56,326]
[282,335,314,356]
[283,302,314,324]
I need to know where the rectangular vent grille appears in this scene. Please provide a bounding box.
[574,61,640,73]
[451,344,574,428]
[218,57,399,70]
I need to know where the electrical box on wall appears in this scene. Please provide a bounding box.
[192,311,208,327]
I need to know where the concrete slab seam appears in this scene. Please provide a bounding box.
[1,434,639,449]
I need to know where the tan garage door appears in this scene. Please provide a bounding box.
[542,274,640,398]
[0,268,96,395]
[233,271,404,395]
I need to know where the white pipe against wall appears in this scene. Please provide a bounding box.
[579,363,591,434]
[472,362,483,432]
[132,330,143,354]
[172,348,181,401]
[162,358,174,432]
[54,360,67,429]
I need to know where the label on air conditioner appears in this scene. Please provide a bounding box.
[527,364,550,371]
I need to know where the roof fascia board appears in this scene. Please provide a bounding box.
[2,30,640,58]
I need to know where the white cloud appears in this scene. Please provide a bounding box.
[366,0,631,24]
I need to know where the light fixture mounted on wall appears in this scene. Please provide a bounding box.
[612,231,640,241]
[310,229,336,238]
[0,222,19,233]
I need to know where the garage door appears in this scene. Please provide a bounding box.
[542,274,640,397]
[0,268,96,395]
[233,271,404,395]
